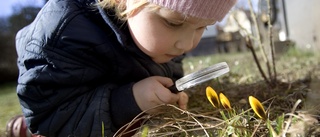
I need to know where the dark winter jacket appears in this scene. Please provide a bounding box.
[15,0,184,136]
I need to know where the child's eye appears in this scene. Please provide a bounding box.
[165,20,183,27]
[197,26,207,30]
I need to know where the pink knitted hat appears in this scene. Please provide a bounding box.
[147,0,237,21]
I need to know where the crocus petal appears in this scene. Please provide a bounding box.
[249,96,267,120]
[206,86,220,108]
[219,93,231,109]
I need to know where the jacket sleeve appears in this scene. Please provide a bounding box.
[15,6,141,137]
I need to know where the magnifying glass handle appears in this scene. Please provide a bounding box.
[168,84,180,94]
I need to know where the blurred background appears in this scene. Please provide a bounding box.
[190,0,320,56]
[0,0,319,83]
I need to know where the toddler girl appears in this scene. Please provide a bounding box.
[15,0,236,136]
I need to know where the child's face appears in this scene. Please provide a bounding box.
[127,5,216,63]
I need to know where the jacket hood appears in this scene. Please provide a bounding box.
[95,0,129,47]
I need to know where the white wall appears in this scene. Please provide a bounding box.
[285,0,320,50]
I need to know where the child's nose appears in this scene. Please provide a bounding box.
[175,36,194,51]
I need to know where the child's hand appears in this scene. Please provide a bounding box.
[132,76,189,113]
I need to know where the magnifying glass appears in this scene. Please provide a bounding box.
[169,62,230,93]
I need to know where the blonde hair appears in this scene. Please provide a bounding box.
[98,0,150,20]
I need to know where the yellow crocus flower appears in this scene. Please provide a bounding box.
[206,86,220,108]
[249,96,267,120]
[219,93,231,109]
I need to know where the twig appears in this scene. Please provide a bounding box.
[247,0,268,63]
[267,0,277,85]
[282,99,302,137]
[246,36,272,87]
[250,119,263,137]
